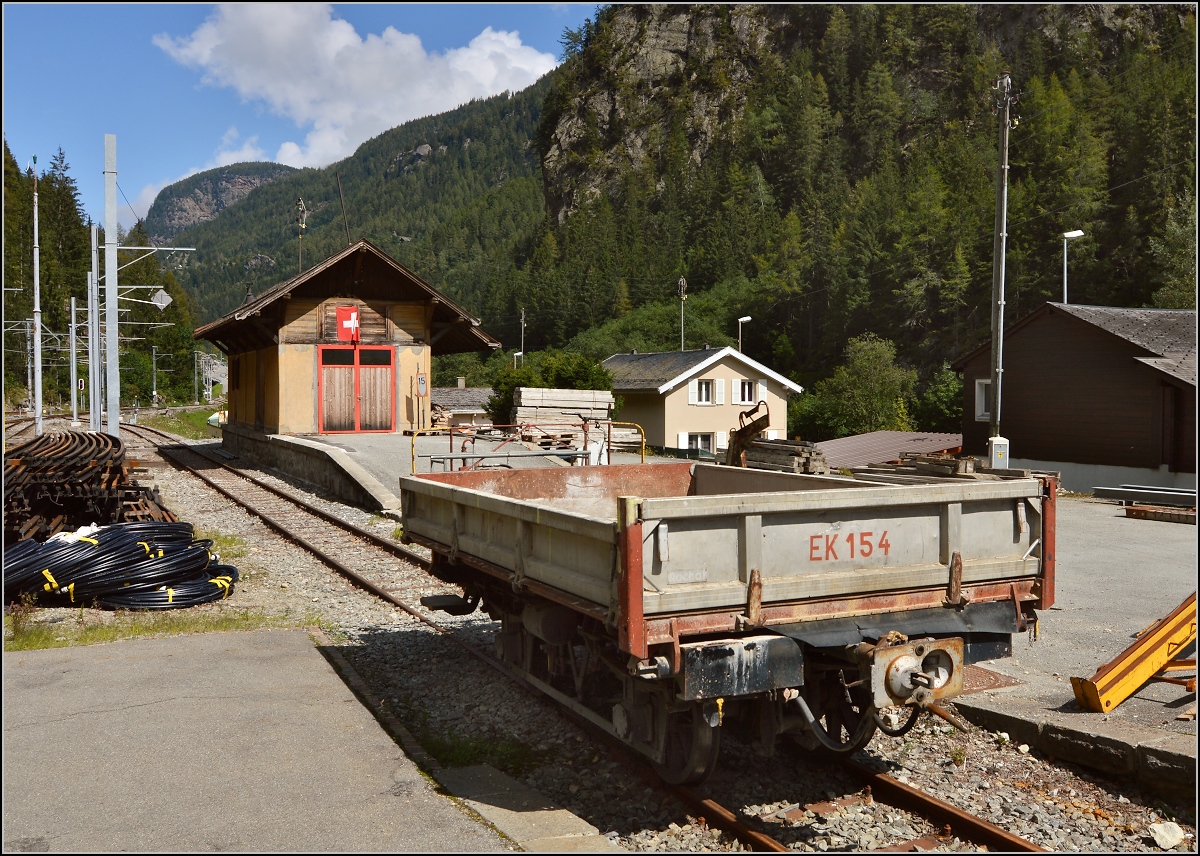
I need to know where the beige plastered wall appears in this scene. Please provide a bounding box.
[660,355,792,448]
[397,345,431,432]
[613,393,668,447]
[277,343,317,434]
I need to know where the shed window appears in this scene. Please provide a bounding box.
[322,348,354,366]
[359,349,392,366]
[975,379,992,422]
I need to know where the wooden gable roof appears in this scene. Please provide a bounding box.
[194,239,501,355]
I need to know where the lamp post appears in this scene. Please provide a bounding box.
[1062,230,1084,304]
[677,276,688,351]
[513,351,523,369]
[737,315,752,352]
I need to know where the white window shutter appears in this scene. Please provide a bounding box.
[677,431,690,450]
[688,380,698,405]
[757,379,768,404]
[716,431,728,449]
[715,378,725,405]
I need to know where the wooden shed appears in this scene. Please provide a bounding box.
[194,239,500,435]
[953,303,1195,487]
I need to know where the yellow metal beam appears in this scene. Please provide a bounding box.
[1071,591,1197,713]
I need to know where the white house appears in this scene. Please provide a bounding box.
[603,346,804,453]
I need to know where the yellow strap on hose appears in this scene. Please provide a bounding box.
[41,568,58,592]
[138,541,151,554]
[167,588,174,603]
[68,582,75,604]
[79,537,99,546]
[210,577,232,599]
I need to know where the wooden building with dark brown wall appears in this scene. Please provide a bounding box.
[953,303,1195,489]
[194,239,499,436]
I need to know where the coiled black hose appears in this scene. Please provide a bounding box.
[3,523,238,610]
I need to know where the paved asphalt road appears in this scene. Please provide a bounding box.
[2,630,506,852]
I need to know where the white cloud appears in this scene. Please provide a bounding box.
[153,3,558,168]
[213,127,266,166]
[127,128,268,230]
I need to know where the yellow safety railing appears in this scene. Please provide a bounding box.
[408,420,645,473]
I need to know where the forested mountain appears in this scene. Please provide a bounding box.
[3,142,202,408]
[163,79,554,324]
[144,162,297,242]
[12,5,1191,429]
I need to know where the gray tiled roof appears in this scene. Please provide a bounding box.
[602,349,730,391]
[816,431,963,469]
[431,387,491,412]
[1053,304,1196,385]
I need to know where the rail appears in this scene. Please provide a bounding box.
[122,421,1043,854]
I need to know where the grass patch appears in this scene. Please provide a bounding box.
[4,604,306,651]
[408,710,542,775]
[141,407,219,440]
[196,529,249,562]
[422,729,543,775]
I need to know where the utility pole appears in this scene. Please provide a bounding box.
[152,346,158,407]
[70,297,78,423]
[32,155,43,436]
[519,307,525,364]
[89,225,101,431]
[104,135,120,437]
[296,198,308,274]
[25,320,33,413]
[988,72,1016,468]
[194,350,200,405]
[677,276,688,351]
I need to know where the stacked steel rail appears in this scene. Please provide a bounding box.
[3,431,176,544]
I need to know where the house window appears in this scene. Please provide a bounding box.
[697,380,712,404]
[739,380,755,404]
[975,379,992,422]
[688,433,713,453]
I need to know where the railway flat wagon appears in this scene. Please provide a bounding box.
[400,462,1056,783]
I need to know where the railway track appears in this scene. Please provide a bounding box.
[123,423,1044,852]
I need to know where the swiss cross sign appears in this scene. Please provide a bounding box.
[336,305,360,342]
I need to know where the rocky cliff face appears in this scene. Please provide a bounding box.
[536,3,1181,226]
[539,5,784,224]
[145,163,297,242]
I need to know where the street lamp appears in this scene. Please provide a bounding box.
[1062,230,1084,304]
[737,315,752,352]
[513,351,523,369]
[677,276,688,351]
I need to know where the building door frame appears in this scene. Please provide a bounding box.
[317,344,396,433]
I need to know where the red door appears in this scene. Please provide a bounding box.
[318,346,394,433]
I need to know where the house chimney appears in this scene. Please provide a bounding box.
[457,376,466,389]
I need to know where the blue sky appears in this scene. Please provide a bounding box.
[3,3,593,230]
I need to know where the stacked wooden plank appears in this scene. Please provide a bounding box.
[744,439,830,474]
[847,452,1041,484]
[512,387,614,425]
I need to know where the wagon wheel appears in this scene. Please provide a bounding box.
[653,703,721,786]
[793,669,878,756]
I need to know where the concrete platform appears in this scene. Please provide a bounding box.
[955,495,1195,800]
[2,630,508,852]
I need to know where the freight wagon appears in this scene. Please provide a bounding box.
[400,462,1055,784]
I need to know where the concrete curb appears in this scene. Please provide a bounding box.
[221,424,401,511]
[309,628,619,851]
[954,696,1196,803]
